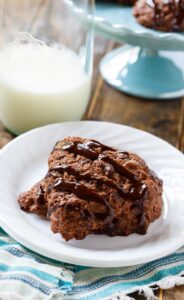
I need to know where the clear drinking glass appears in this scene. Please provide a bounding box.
[0,0,94,134]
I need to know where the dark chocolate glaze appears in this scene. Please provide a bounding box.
[49,139,148,234]
[48,164,144,199]
[99,154,138,182]
[175,0,184,29]
[61,140,115,160]
[50,177,115,233]
[36,185,45,205]
[60,140,146,196]
[137,212,147,234]
[147,0,184,31]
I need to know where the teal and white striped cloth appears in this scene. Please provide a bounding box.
[0,228,184,300]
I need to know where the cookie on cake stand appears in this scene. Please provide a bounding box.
[68,0,184,99]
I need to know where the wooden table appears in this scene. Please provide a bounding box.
[0,29,184,300]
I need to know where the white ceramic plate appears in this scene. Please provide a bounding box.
[0,121,183,267]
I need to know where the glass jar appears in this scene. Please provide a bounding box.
[0,0,94,134]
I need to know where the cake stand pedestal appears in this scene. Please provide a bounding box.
[100,46,184,99]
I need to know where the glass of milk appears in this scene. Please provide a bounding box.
[0,0,94,134]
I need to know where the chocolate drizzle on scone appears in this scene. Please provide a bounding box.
[152,0,184,31]
[52,178,115,233]
[18,137,163,241]
[134,0,184,32]
[36,185,45,205]
[47,140,148,234]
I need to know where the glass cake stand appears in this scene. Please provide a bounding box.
[67,0,184,99]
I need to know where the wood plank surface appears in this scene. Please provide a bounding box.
[0,12,183,300]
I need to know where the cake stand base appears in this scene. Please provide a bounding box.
[100,45,184,100]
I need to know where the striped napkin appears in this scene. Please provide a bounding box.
[0,228,184,300]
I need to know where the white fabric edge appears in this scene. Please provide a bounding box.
[108,271,184,300]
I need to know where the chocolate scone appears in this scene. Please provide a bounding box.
[134,0,184,32]
[18,137,163,241]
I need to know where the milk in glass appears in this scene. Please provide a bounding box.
[0,34,91,134]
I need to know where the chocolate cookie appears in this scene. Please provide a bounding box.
[18,137,163,241]
[134,0,184,32]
